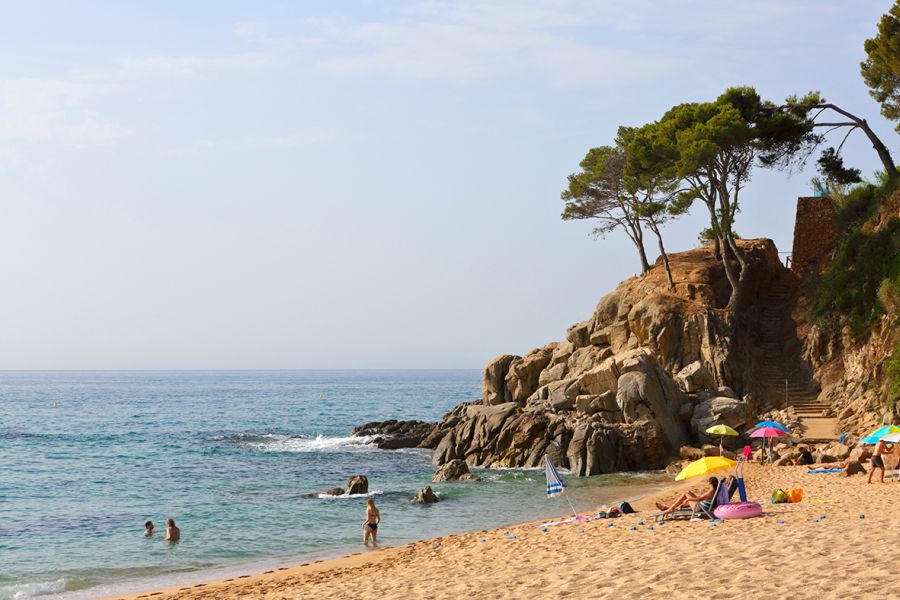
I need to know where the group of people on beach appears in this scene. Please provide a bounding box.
[144,518,180,541]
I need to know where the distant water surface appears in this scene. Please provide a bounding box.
[0,370,672,599]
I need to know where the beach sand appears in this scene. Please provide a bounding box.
[112,464,899,600]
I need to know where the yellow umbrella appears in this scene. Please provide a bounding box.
[675,456,736,481]
[706,425,739,436]
[706,424,739,456]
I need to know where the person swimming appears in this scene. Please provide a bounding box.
[165,518,180,542]
[363,498,380,546]
[144,521,154,536]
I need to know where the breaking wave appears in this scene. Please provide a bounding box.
[0,577,67,600]
[214,432,378,453]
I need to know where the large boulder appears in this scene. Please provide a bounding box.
[691,396,751,441]
[412,486,440,504]
[614,360,688,453]
[579,357,620,395]
[566,320,591,348]
[505,350,552,404]
[346,475,369,495]
[675,361,716,393]
[482,354,517,404]
[432,459,479,482]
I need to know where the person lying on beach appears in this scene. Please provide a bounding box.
[868,440,894,484]
[655,477,718,516]
[144,521,154,536]
[363,498,380,546]
[165,518,180,542]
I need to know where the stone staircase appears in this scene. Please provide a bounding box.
[757,281,836,442]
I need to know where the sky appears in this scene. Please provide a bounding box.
[0,0,896,370]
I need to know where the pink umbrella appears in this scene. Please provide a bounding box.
[750,427,787,438]
[750,426,786,464]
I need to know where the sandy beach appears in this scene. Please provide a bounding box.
[110,464,900,600]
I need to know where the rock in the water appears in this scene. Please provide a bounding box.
[352,419,436,449]
[322,487,345,496]
[346,475,368,495]
[412,486,440,504]
[432,459,479,482]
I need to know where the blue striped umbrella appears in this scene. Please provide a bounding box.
[545,455,567,497]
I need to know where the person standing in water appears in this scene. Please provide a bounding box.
[363,498,380,546]
[144,521,154,536]
[165,518,180,542]
[868,440,894,484]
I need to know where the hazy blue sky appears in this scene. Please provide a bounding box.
[0,1,895,369]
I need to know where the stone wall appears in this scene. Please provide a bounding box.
[791,196,838,278]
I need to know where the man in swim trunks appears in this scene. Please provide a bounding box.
[867,440,894,484]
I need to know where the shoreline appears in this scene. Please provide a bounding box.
[106,464,900,599]
[104,475,691,600]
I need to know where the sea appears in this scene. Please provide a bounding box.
[0,370,674,599]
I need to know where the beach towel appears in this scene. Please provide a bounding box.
[807,468,843,474]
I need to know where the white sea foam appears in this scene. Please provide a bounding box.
[243,434,378,453]
[316,490,384,500]
[0,577,66,600]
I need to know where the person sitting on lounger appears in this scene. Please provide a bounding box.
[655,476,718,516]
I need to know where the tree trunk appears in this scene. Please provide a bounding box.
[723,234,750,314]
[802,103,898,180]
[634,236,651,275]
[648,221,674,290]
[624,219,651,275]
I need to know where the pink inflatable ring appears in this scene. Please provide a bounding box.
[714,502,762,520]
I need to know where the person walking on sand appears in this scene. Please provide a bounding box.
[165,518,180,542]
[363,498,380,546]
[868,440,894,484]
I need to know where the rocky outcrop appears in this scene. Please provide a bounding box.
[432,459,479,482]
[352,420,436,449]
[346,475,368,495]
[352,240,790,475]
[412,486,440,503]
[315,475,369,497]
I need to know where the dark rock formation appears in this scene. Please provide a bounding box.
[316,475,369,497]
[412,486,440,503]
[346,475,368,495]
[351,420,436,449]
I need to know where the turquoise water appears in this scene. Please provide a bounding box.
[0,371,672,599]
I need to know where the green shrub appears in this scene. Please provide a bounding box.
[811,215,900,332]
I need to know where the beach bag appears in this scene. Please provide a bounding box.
[618,501,636,514]
[787,488,803,503]
[771,489,788,504]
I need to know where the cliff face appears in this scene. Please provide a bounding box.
[356,239,792,475]
[797,190,900,433]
